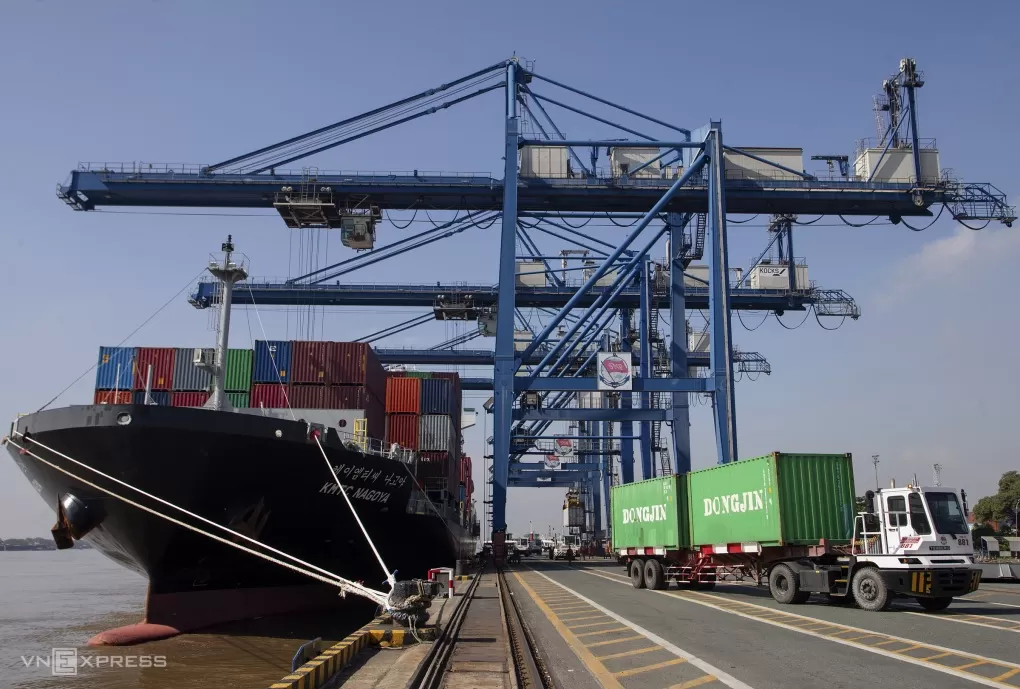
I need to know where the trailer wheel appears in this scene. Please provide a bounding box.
[644,559,666,590]
[916,597,952,612]
[851,568,891,611]
[769,564,809,604]
[630,559,646,589]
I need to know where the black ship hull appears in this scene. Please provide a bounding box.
[5,404,471,636]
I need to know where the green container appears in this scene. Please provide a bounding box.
[610,475,689,551]
[225,349,253,392]
[405,371,433,379]
[227,392,249,408]
[688,452,855,547]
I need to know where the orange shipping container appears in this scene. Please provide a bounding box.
[385,413,419,449]
[385,377,421,414]
[94,390,132,405]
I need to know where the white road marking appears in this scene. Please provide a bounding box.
[900,610,1020,633]
[575,566,1020,689]
[525,566,755,689]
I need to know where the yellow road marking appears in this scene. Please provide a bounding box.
[559,614,607,622]
[570,621,623,631]
[576,565,1020,689]
[595,646,662,661]
[918,652,953,661]
[670,677,718,689]
[510,571,626,689]
[586,635,645,648]
[902,610,1020,635]
[614,657,688,677]
[575,625,630,636]
[993,668,1020,682]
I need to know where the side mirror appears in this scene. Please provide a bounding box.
[864,490,876,514]
[960,489,969,515]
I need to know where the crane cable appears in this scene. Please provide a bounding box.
[1,433,388,607]
[244,283,397,592]
[774,309,811,329]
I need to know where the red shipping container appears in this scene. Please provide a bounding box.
[291,341,331,384]
[94,390,132,404]
[364,398,385,442]
[417,450,452,480]
[289,385,333,409]
[334,385,380,409]
[385,377,420,413]
[290,385,380,410]
[385,413,418,449]
[251,383,291,409]
[133,347,175,391]
[172,391,210,407]
[460,455,472,484]
[329,342,386,395]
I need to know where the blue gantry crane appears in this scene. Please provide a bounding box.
[59,57,1013,543]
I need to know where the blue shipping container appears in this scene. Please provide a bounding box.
[96,346,136,390]
[420,378,455,415]
[253,341,292,384]
[132,390,170,406]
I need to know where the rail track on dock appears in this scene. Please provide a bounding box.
[409,567,556,689]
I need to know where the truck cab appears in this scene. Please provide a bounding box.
[845,485,979,609]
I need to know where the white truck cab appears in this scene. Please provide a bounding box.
[846,485,980,610]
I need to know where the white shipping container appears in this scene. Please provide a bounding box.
[688,331,710,353]
[520,145,569,178]
[514,329,533,352]
[515,261,549,287]
[610,147,661,179]
[853,148,940,184]
[748,264,809,290]
[563,504,585,528]
[683,264,709,288]
[724,147,804,182]
[418,414,455,452]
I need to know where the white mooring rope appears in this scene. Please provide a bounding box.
[244,284,396,591]
[4,433,389,608]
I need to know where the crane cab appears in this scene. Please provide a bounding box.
[340,207,382,250]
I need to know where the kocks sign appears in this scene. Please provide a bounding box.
[597,352,632,390]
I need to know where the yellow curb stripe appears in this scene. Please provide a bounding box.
[614,657,687,677]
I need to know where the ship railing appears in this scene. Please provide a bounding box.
[332,429,417,465]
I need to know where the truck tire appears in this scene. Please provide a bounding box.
[916,597,952,612]
[630,559,646,589]
[769,564,810,604]
[644,559,666,590]
[851,567,891,611]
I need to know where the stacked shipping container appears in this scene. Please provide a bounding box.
[92,343,459,453]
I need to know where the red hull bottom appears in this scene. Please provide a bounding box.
[87,583,348,646]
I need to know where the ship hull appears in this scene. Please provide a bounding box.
[6,404,471,634]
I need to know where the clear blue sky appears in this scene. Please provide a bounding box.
[1,1,1018,538]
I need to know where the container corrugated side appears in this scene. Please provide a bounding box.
[611,475,687,551]
[327,343,386,394]
[172,348,213,391]
[227,392,249,408]
[364,398,385,441]
[253,341,292,383]
[290,385,381,409]
[172,391,209,407]
[132,390,170,406]
[94,390,132,404]
[418,414,454,451]
[385,414,418,449]
[133,347,175,390]
[688,455,781,547]
[773,452,855,545]
[416,451,452,480]
[250,383,291,409]
[386,377,420,413]
[291,341,330,384]
[225,349,253,392]
[420,379,454,415]
[432,372,462,423]
[95,347,136,390]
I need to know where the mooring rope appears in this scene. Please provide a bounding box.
[3,432,390,607]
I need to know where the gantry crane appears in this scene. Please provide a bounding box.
[56,58,1013,540]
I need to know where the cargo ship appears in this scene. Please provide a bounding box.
[4,238,477,642]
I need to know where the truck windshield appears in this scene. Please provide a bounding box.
[924,492,968,535]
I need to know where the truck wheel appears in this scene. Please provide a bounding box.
[644,559,666,590]
[851,568,891,611]
[630,559,646,589]
[916,597,952,612]
[769,564,809,604]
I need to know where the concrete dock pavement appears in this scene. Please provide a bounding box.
[518,559,1020,689]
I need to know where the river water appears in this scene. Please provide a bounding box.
[1,550,368,688]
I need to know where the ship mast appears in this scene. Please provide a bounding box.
[205,236,248,411]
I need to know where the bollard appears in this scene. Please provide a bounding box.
[428,567,455,599]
